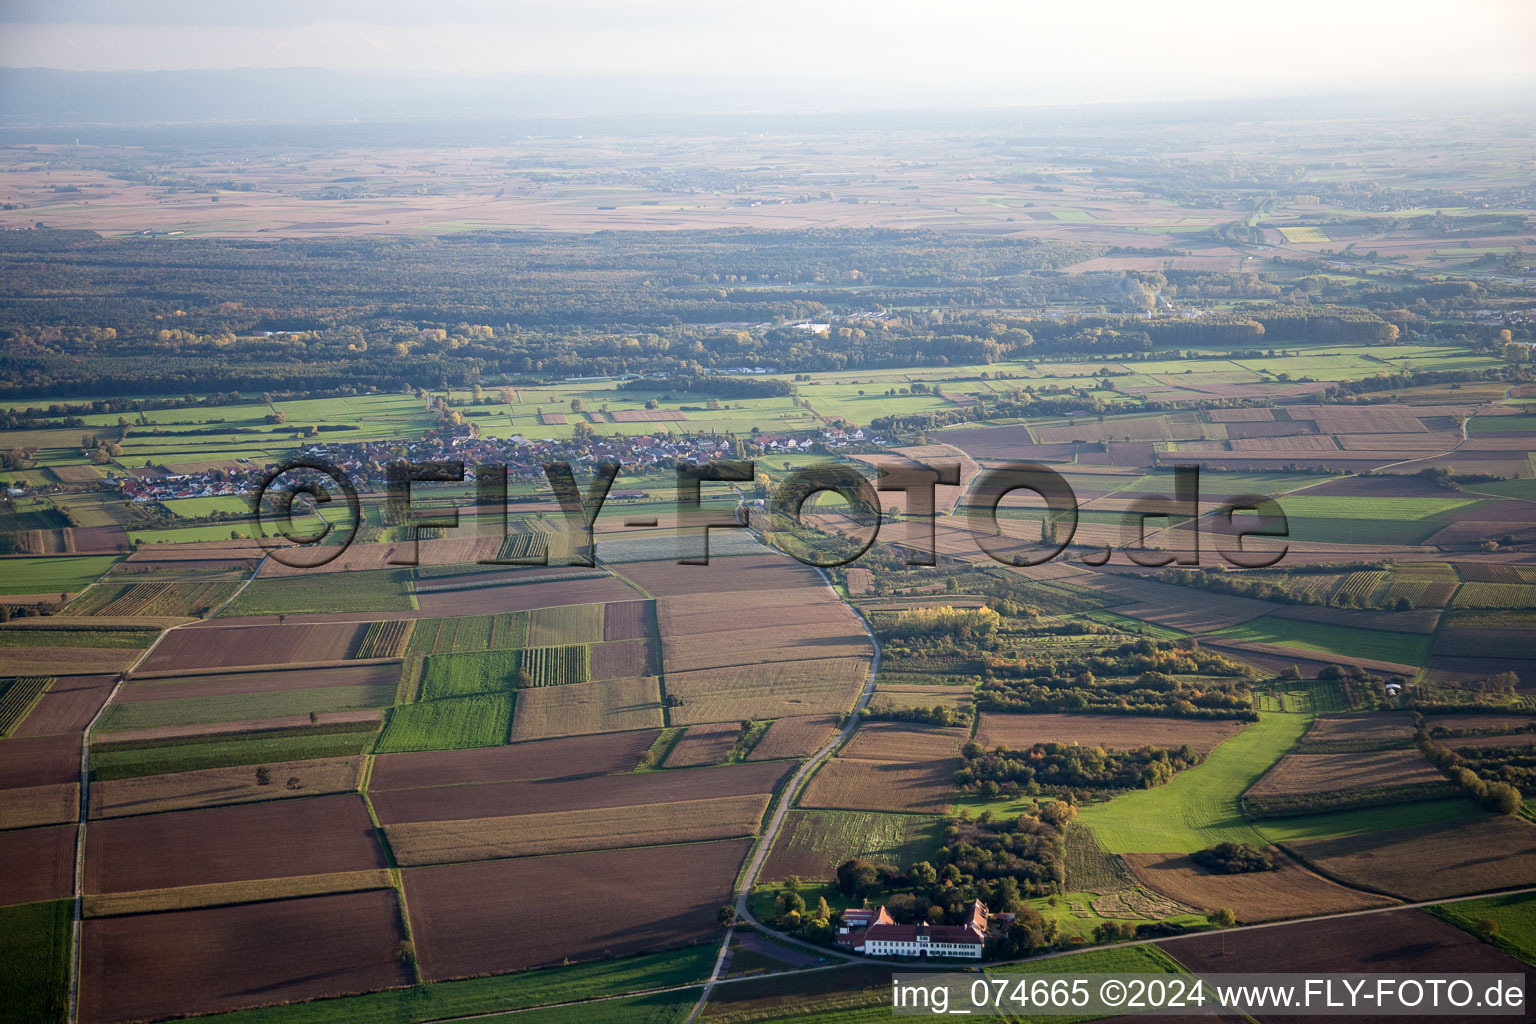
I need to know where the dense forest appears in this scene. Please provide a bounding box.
[0,228,1524,397]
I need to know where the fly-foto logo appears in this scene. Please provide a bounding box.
[250,458,1289,570]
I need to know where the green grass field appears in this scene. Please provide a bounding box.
[0,900,71,1024]
[178,946,716,1024]
[1428,891,1536,966]
[219,570,416,616]
[1275,496,1476,520]
[0,555,120,595]
[90,727,379,781]
[1208,615,1431,667]
[1077,713,1309,853]
[374,692,513,752]
[96,682,397,732]
[162,496,254,518]
[418,649,524,699]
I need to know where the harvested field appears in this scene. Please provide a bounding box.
[90,757,362,818]
[1072,573,1273,633]
[1247,749,1446,798]
[746,715,839,761]
[79,890,410,1024]
[0,646,137,676]
[527,602,606,647]
[664,621,871,673]
[590,638,655,680]
[84,793,386,893]
[614,554,826,599]
[10,673,117,737]
[403,839,749,979]
[660,591,847,640]
[603,599,654,642]
[1431,626,1533,660]
[386,793,769,865]
[0,824,75,905]
[799,757,958,815]
[415,576,640,617]
[1286,815,1536,901]
[0,782,78,828]
[139,621,367,672]
[0,734,80,788]
[870,683,973,712]
[763,809,942,882]
[1423,712,1536,735]
[840,722,966,761]
[1303,712,1416,747]
[664,659,868,725]
[975,713,1246,754]
[666,723,743,767]
[1160,908,1529,1022]
[1125,850,1396,923]
[372,760,791,824]
[82,868,394,917]
[509,675,663,741]
[121,662,400,701]
[370,730,657,790]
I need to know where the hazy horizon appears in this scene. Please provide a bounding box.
[1,0,1533,116]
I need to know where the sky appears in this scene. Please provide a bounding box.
[1,0,1533,108]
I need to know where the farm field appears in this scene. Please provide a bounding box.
[374,692,514,752]
[0,555,119,595]
[89,726,379,781]
[0,782,78,828]
[80,890,412,1024]
[386,792,769,865]
[402,840,751,978]
[1122,850,1396,924]
[369,730,657,789]
[1302,711,1417,748]
[1160,908,1530,1005]
[1283,815,1536,900]
[0,825,76,906]
[165,947,716,1024]
[370,759,790,824]
[798,757,959,815]
[1077,713,1309,853]
[665,723,745,767]
[140,622,369,672]
[1246,749,1448,799]
[0,900,71,1024]
[1428,891,1536,965]
[745,715,839,762]
[508,675,663,740]
[5,100,1536,1021]
[973,713,1246,754]
[84,793,387,893]
[1208,615,1431,667]
[89,757,363,818]
[762,810,943,882]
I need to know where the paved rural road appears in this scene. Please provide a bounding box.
[681,567,880,1023]
[65,554,269,1024]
